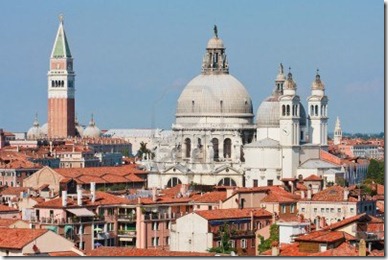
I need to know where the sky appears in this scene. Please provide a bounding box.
[0,0,383,134]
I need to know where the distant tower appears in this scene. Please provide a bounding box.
[307,70,328,147]
[333,116,342,145]
[48,14,75,139]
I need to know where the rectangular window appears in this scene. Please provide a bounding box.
[338,208,341,213]
[241,239,247,249]
[314,208,317,213]
[267,180,273,186]
[290,204,295,213]
[152,222,159,231]
[281,205,286,214]
[330,208,334,213]
[166,237,170,245]
[301,208,305,212]
[229,240,235,248]
[326,208,329,213]
[321,208,324,213]
[253,179,258,187]
[152,237,159,246]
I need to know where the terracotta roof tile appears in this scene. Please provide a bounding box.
[0,219,23,227]
[304,174,323,181]
[0,187,29,196]
[0,228,47,249]
[310,186,348,202]
[323,213,367,231]
[311,242,359,256]
[48,251,82,256]
[193,191,226,203]
[294,230,355,243]
[0,204,19,212]
[87,247,216,256]
[196,208,272,221]
[296,183,308,191]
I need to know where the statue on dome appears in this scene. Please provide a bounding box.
[214,25,218,38]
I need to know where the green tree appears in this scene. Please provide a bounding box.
[367,159,384,185]
[208,223,235,254]
[136,142,155,160]
[258,224,279,253]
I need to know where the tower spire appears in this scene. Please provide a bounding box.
[51,14,72,59]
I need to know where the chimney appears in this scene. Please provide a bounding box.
[300,190,305,199]
[90,182,96,203]
[316,216,320,230]
[250,210,254,231]
[19,191,24,199]
[77,185,82,206]
[307,188,312,200]
[49,141,53,154]
[62,190,67,207]
[288,181,294,194]
[344,187,349,201]
[359,239,366,256]
[271,241,279,256]
[152,187,157,202]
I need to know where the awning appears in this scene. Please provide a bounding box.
[45,226,58,233]
[66,208,95,217]
[119,237,133,242]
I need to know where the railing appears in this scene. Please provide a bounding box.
[214,230,256,239]
[117,214,136,222]
[118,229,137,237]
[30,215,105,225]
[144,212,186,221]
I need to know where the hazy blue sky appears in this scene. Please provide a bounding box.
[0,0,383,133]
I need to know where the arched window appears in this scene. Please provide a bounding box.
[218,177,237,187]
[286,105,290,116]
[220,100,223,112]
[167,177,182,188]
[197,138,202,149]
[292,105,295,116]
[315,105,318,116]
[192,100,195,112]
[211,138,219,160]
[223,138,232,159]
[298,174,303,181]
[51,81,54,87]
[310,105,314,116]
[282,105,285,116]
[185,138,191,158]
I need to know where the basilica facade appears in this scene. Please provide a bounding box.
[144,27,343,189]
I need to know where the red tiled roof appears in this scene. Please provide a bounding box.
[196,208,272,221]
[87,247,216,256]
[323,213,367,231]
[0,228,47,249]
[0,187,29,196]
[304,174,323,181]
[296,183,308,191]
[0,204,19,212]
[34,191,131,209]
[193,191,226,203]
[260,186,299,203]
[311,241,359,256]
[310,185,348,202]
[48,251,82,256]
[294,230,355,243]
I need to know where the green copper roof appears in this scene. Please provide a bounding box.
[52,23,72,58]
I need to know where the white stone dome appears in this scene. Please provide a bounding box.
[256,95,306,127]
[207,37,224,49]
[40,123,48,136]
[27,116,43,140]
[83,115,101,138]
[176,74,253,117]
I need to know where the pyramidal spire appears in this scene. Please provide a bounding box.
[50,14,72,59]
[335,116,341,129]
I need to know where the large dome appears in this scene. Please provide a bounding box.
[176,74,253,117]
[83,115,101,138]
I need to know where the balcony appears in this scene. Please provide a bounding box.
[214,230,256,239]
[95,231,110,240]
[118,229,137,237]
[30,215,105,225]
[144,212,186,221]
[117,214,136,222]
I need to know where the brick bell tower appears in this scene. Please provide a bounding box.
[48,14,75,139]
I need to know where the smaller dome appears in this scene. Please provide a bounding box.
[83,115,101,138]
[256,96,280,128]
[207,37,224,49]
[74,116,84,137]
[40,123,48,136]
[27,115,43,140]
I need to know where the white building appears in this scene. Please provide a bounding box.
[277,221,310,244]
[143,26,344,189]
